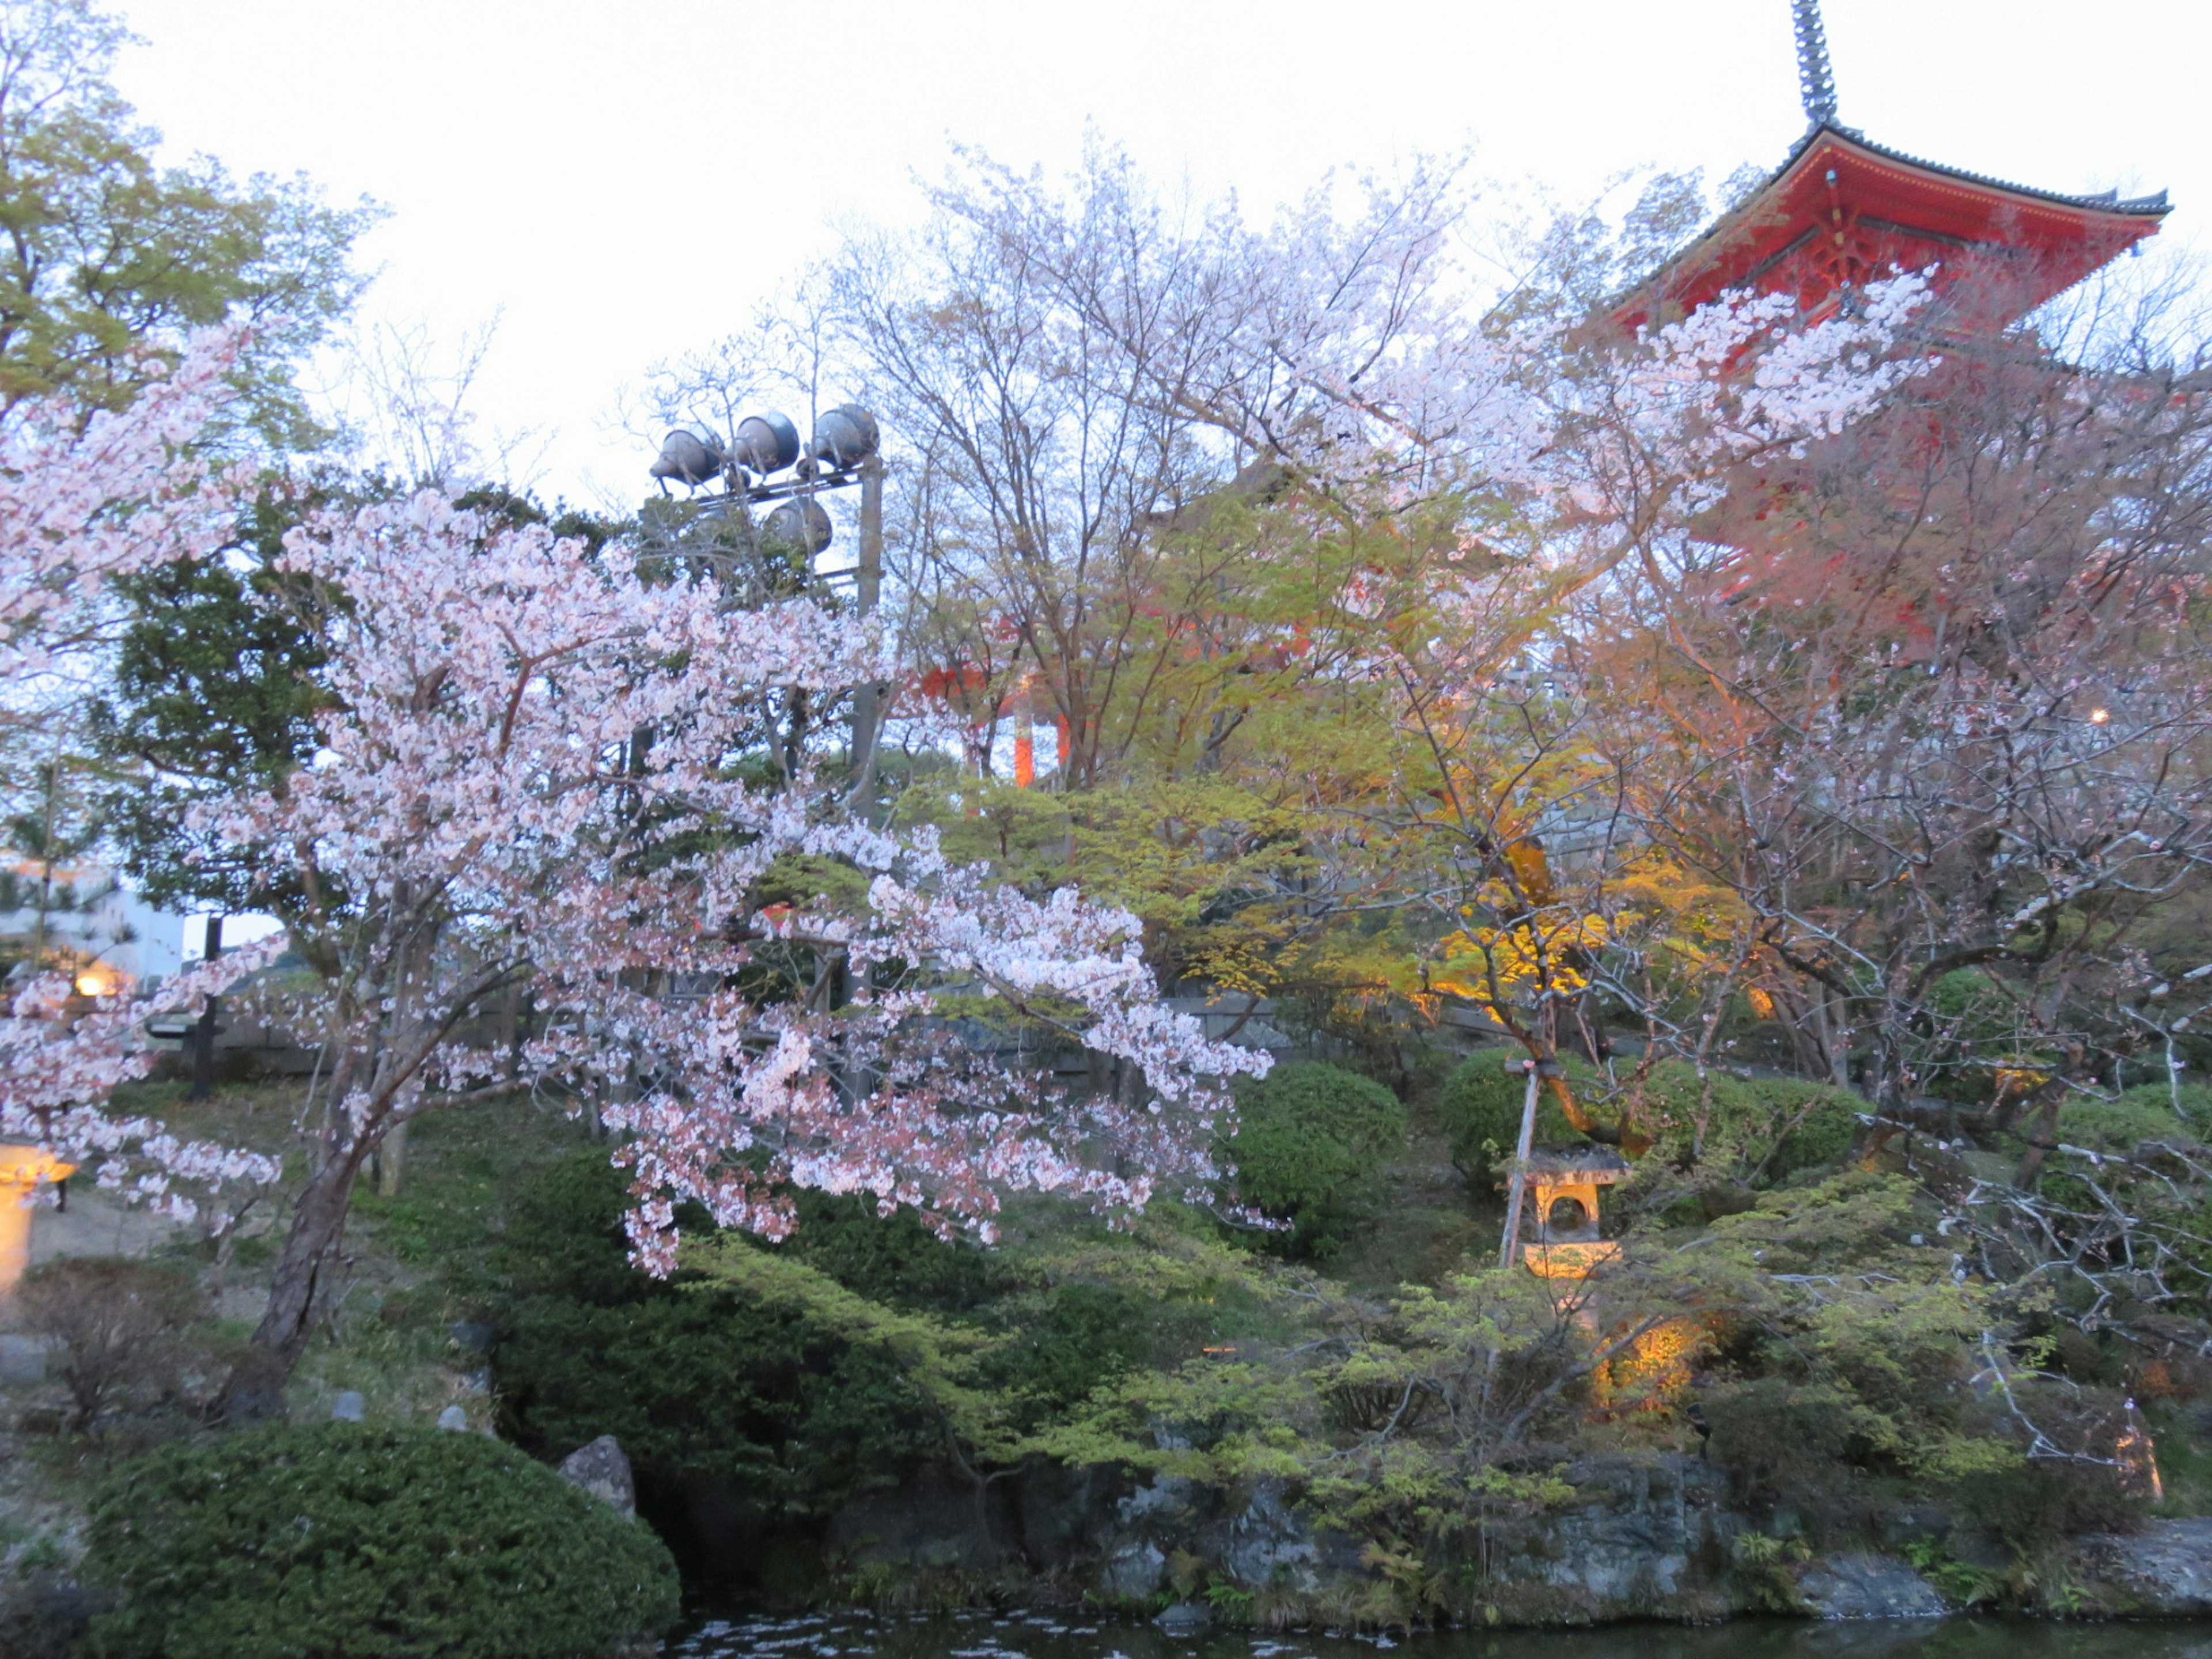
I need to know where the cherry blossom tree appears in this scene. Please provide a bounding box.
[0,949,285,1225]
[192,490,1267,1415]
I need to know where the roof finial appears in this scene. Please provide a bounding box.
[1792,0,1840,128]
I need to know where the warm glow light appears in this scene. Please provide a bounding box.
[0,1145,77,1294]
[2119,1397,2165,1502]
[2091,707,2111,724]
[1523,1240,1622,1278]
[73,971,112,997]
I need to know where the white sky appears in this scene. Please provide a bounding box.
[109,0,2210,511]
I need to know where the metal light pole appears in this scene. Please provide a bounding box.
[851,453,884,798]
[190,913,224,1103]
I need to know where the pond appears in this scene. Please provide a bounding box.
[667,1613,2212,1659]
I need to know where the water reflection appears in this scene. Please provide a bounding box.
[669,1613,2212,1659]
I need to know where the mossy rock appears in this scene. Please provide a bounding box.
[83,1423,680,1659]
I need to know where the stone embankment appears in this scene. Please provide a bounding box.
[770,1449,2212,1624]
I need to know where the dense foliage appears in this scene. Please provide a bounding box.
[493,1153,947,1509]
[491,1153,1161,1516]
[81,1423,680,1659]
[1225,1061,1408,1256]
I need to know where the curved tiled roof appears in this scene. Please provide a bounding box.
[1617,120,2170,325]
[1778,121,2169,219]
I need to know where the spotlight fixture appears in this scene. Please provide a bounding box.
[648,430,729,493]
[763,496,834,557]
[808,404,880,471]
[734,412,801,475]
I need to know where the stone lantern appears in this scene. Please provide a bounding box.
[1520,1146,1631,1279]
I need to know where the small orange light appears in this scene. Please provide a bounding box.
[2091,708,2111,724]
[74,972,111,997]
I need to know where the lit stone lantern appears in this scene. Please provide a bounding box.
[0,1145,75,1295]
[1520,1147,1631,1279]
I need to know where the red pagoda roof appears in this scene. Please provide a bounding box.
[1614,121,2169,335]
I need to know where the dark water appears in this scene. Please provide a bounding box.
[666,1612,2212,1659]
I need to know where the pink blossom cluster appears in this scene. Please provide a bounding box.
[0,331,248,681]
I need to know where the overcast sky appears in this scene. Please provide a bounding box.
[108,0,2209,512]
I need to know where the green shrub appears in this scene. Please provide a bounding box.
[2062,1085,2211,1152]
[1741,1078,1864,1177]
[1607,1066,1861,1183]
[1225,1061,1408,1257]
[1703,1375,1854,1501]
[82,1423,679,1659]
[1951,1455,2138,1554]
[1437,1048,1583,1187]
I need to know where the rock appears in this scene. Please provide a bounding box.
[329,1390,365,1422]
[1794,1552,1949,1619]
[435,1404,468,1431]
[556,1434,635,1517]
[1484,1453,1740,1623]
[1099,1541,1166,1600]
[1221,1479,1321,1593]
[0,1333,45,1386]
[827,1464,1006,1570]
[1874,1504,1952,1550]
[1154,1602,1210,1635]
[2077,1518,2212,1613]
[448,1321,495,1354]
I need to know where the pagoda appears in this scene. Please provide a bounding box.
[1615,0,2168,335]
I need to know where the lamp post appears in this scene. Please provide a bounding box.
[190,912,223,1103]
[649,405,884,787]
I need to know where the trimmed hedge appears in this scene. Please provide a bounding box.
[83,1423,679,1659]
[1438,1048,1585,1187]
[1226,1061,1407,1257]
[1740,1077,1863,1178]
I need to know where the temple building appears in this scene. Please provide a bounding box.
[1615,0,2167,336]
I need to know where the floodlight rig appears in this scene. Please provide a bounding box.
[647,405,887,785]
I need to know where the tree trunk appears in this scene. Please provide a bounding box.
[1497,1061,1540,1270]
[373,1117,408,1198]
[219,1149,363,1422]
